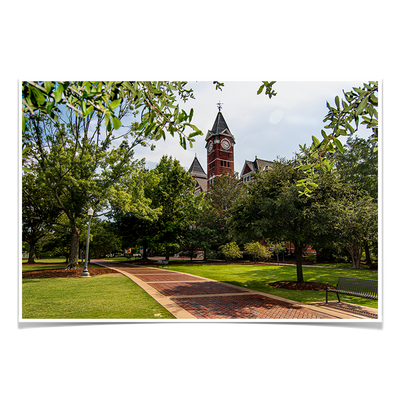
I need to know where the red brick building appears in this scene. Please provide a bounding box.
[204,109,235,190]
[188,106,316,258]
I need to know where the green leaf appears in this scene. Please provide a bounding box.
[257,84,264,95]
[345,121,355,133]
[46,101,55,115]
[83,81,91,93]
[54,84,64,103]
[354,87,367,96]
[323,159,332,169]
[298,164,313,171]
[22,145,30,156]
[312,136,320,146]
[87,105,94,116]
[110,98,122,110]
[31,87,46,105]
[44,81,54,94]
[112,116,121,130]
[122,81,134,92]
[81,100,87,116]
[186,123,202,135]
[356,96,368,116]
[334,138,344,154]
[335,96,340,109]
[370,93,378,106]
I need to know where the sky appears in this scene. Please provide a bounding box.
[129,81,372,173]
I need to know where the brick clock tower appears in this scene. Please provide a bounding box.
[205,103,235,190]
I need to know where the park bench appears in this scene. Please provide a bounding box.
[157,259,169,266]
[325,276,378,303]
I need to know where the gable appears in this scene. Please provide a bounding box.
[243,164,253,175]
[240,160,254,178]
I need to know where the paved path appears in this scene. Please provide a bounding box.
[92,260,378,320]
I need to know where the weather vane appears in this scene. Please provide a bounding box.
[217,101,223,111]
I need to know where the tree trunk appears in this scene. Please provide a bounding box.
[346,243,363,268]
[364,241,372,266]
[294,243,304,283]
[66,225,80,269]
[28,241,36,263]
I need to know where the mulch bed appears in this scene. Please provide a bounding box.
[22,268,120,279]
[269,281,335,291]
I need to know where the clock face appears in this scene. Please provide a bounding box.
[208,141,213,152]
[221,138,231,150]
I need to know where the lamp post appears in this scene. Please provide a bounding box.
[80,207,93,278]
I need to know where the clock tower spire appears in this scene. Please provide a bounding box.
[205,104,235,190]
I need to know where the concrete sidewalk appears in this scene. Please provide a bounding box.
[92,260,378,320]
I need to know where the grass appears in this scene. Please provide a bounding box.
[22,265,175,319]
[21,260,379,318]
[22,257,67,264]
[165,263,379,309]
[22,262,101,273]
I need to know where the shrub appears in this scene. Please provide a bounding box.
[306,253,317,263]
[244,242,272,261]
[220,242,243,262]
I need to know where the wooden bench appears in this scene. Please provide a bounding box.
[325,277,378,303]
[157,259,169,266]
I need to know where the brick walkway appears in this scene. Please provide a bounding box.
[93,260,377,320]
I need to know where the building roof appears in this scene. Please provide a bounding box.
[205,111,236,143]
[189,156,208,195]
[188,156,207,178]
[254,158,274,172]
[195,176,208,193]
[240,157,274,178]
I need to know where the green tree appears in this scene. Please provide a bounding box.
[203,172,245,249]
[148,156,203,261]
[220,242,243,262]
[21,81,209,154]
[322,193,378,268]
[230,159,340,282]
[24,101,152,268]
[230,161,302,281]
[114,157,204,261]
[333,134,378,265]
[334,134,378,200]
[22,167,61,263]
[113,211,157,260]
[298,81,378,195]
[244,242,272,262]
[84,219,122,259]
[184,199,222,261]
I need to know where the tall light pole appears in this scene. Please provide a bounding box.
[80,207,93,278]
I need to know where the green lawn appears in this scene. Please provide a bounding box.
[22,262,100,273]
[22,258,67,264]
[165,263,379,308]
[22,265,175,319]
